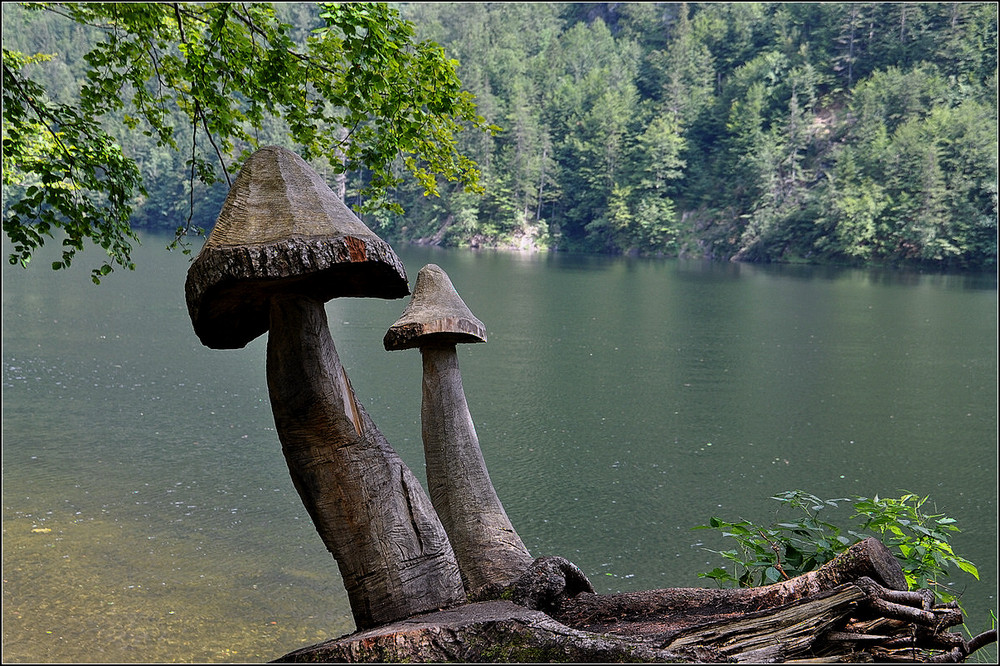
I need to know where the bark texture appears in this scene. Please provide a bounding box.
[420,345,534,595]
[266,294,465,630]
[187,235,407,350]
[274,539,993,663]
[382,264,487,349]
[275,600,723,663]
[185,145,409,350]
[384,263,532,593]
[553,537,908,636]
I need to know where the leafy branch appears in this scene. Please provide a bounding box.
[3,1,495,279]
[695,490,980,608]
[3,50,141,283]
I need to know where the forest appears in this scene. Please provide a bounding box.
[3,2,997,269]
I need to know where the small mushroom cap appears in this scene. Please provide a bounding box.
[383,264,486,350]
[185,146,409,349]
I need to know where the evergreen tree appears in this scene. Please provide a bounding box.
[6,1,995,270]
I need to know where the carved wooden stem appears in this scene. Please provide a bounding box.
[421,344,534,593]
[266,294,466,630]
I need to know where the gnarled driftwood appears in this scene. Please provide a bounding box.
[276,540,995,663]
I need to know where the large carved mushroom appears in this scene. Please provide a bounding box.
[384,263,534,594]
[185,146,465,630]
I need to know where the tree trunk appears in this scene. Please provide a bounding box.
[420,345,534,594]
[266,294,466,630]
[275,600,725,663]
[332,126,349,201]
[552,536,908,636]
[275,539,993,663]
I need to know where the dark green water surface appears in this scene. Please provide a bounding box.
[3,235,997,662]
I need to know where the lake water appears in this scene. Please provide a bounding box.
[3,233,997,662]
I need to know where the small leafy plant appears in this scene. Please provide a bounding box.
[851,492,980,602]
[695,490,979,605]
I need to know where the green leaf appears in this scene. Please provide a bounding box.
[956,559,980,580]
[4,2,490,277]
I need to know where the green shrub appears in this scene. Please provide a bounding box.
[694,490,979,606]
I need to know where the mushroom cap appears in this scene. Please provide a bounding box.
[383,264,486,350]
[185,146,409,349]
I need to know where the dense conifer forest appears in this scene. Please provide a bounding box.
[4,2,997,269]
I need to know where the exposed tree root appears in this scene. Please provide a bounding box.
[275,539,995,663]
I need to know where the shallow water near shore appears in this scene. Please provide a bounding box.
[3,233,997,662]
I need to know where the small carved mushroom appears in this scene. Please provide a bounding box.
[185,147,465,630]
[384,263,534,594]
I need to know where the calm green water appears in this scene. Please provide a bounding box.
[3,234,997,662]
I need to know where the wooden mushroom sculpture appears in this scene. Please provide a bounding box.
[185,146,465,630]
[384,263,534,594]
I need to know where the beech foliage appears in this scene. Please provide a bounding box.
[2,2,493,281]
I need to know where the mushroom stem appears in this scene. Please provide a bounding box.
[420,344,534,594]
[266,294,466,630]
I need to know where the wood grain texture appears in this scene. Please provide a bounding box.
[185,145,409,350]
[266,294,465,630]
[420,346,533,594]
